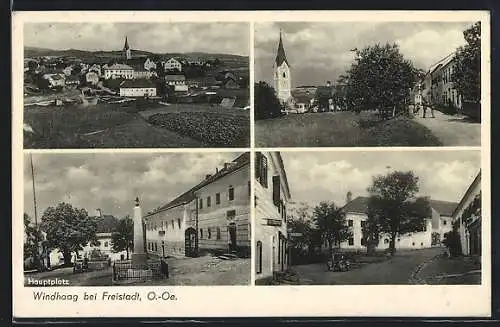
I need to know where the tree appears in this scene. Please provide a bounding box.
[345,43,418,114]
[312,201,351,254]
[453,22,481,103]
[40,203,97,265]
[111,215,134,260]
[367,171,431,256]
[71,64,82,76]
[287,203,316,256]
[24,213,42,262]
[255,81,283,120]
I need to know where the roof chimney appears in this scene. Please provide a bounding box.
[346,191,352,204]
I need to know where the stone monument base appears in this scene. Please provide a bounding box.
[131,253,148,267]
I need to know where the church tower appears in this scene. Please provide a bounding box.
[123,36,132,60]
[273,30,292,104]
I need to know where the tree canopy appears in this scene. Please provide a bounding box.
[366,171,431,255]
[24,213,42,262]
[344,43,418,113]
[111,215,134,260]
[453,22,481,102]
[313,201,351,253]
[40,202,97,265]
[255,81,283,120]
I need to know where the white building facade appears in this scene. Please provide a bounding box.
[254,152,291,282]
[103,64,134,80]
[163,58,182,71]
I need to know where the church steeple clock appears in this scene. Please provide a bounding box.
[273,29,292,104]
[123,36,132,60]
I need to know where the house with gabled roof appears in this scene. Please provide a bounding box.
[143,153,250,258]
[341,192,458,251]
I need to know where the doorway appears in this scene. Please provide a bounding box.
[184,228,197,257]
[228,223,237,253]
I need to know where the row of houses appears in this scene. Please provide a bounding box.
[413,52,463,110]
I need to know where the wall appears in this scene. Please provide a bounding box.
[274,62,292,103]
[144,202,195,257]
[195,164,251,253]
[453,176,481,255]
[119,87,157,97]
[340,212,433,251]
[255,152,290,281]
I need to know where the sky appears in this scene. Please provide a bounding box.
[281,150,480,209]
[255,21,475,87]
[23,152,243,221]
[24,22,250,56]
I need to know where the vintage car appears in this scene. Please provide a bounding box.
[73,257,89,273]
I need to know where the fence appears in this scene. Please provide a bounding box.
[112,260,169,282]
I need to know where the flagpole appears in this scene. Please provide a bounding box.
[30,153,40,270]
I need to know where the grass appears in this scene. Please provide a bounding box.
[255,111,442,147]
[24,100,250,148]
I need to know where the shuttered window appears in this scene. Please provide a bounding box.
[216,193,220,204]
[273,175,281,207]
[255,152,268,188]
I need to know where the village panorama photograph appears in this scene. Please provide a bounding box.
[254,150,481,285]
[22,22,250,148]
[254,21,481,147]
[23,152,251,286]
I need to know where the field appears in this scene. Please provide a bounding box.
[24,101,250,148]
[255,111,442,147]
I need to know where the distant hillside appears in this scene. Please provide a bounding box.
[24,47,248,61]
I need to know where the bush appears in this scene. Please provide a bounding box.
[442,230,462,257]
[255,81,282,120]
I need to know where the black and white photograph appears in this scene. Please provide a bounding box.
[255,150,481,285]
[23,22,250,149]
[23,152,251,286]
[254,22,481,147]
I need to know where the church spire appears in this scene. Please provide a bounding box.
[275,29,289,67]
[123,36,130,50]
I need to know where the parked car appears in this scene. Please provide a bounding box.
[326,253,351,272]
[73,257,89,273]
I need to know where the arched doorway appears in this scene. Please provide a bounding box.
[228,223,237,253]
[185,228,197,257]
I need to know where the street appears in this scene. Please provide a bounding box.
[414,109,480,146]
[24,255,251,286]
[292,248,480,285]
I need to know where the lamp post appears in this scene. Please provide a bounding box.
[30,153,41,271]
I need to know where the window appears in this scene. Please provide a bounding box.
[216,227,221,240]
[255,152,268,188]
[348,220,353,227]
[207,196,211,207]
[348,237,354,246]
[361,238,366,246]
[216,193,221,204]
[208,228,212,239]
[443,220,447,226]
[384,238,389,244]
[200,228,203,239]
[104,241,108,247]
[397,238,401,242]
[283,72,286,78]
[412,242,415,246]
[421,242,423,246]
[361,221,366,229]
[272,175,281,207]
[256,241,263,274]
[227,210,236,221]
[154,243,158,252]
[199,198,203,209]
[171,220,174,229]
[248,181,251,195]
[177,219,181,229]
[228,185,234,201]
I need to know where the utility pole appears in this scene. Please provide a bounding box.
[30,153,41,270]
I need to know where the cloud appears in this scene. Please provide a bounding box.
[24,22,250,56]
[23,152,243,221]
[282,150,480,208]
[255,21,474,87]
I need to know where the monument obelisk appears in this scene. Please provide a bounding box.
[132,197,148,267]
